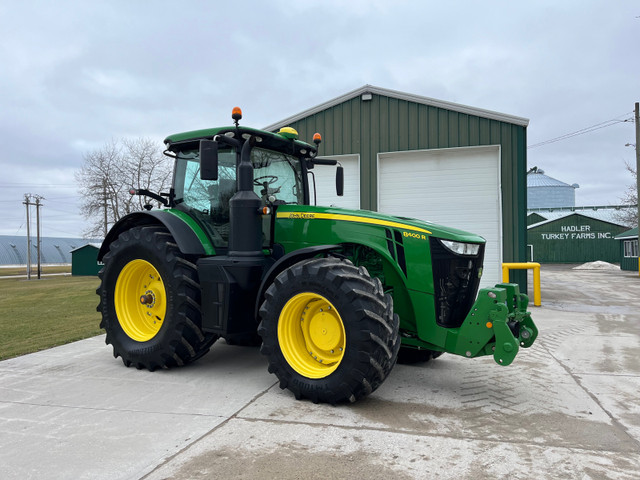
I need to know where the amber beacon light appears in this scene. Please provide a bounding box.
[232,107,242,124]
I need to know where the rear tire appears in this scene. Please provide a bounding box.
[258,257,399,404]
[97,226,217,370]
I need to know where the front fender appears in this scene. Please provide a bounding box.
[253,244,341,319]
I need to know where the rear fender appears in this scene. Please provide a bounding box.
[97,211,208,261]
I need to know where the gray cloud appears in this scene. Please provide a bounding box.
[1,0,638,237]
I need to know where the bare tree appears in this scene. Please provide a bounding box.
[614,161,638,228]
[75,138,173,238]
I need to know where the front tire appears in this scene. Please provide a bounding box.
[258,257,399,404]
[97,226,217,370]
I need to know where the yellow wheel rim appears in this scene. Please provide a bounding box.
[278,292,346,379]
[115,259,167,342]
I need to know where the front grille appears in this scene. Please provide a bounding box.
[430,238,484,328]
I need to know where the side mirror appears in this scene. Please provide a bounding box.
[336,165,344,197]
[199,140,219,180]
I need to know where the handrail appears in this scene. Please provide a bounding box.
[502,262,541,307]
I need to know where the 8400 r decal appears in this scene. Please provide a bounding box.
[403,231,427,240]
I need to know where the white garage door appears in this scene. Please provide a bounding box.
[378,146,502,288]
[309,154,360,210]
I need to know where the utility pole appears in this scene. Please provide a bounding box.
[635,102,640,277]
[23,194,32,280]
[35,195,44,279]
[22,193,44,280]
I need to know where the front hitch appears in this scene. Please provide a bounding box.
[454,283,538,366]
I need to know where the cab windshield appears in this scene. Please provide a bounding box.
[173,146,304,247]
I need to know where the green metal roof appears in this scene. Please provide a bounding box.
[615,227,639,240]
[264,84,529,131]
[527,210,631,229]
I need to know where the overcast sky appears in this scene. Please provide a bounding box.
[1,1,638,239]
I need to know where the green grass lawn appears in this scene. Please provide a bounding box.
[0,275,103,360]
[0,265,71,276]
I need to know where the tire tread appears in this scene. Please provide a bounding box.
[96,226,217,370]
[258,257,399,404]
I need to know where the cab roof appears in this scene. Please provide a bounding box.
[164,126,318,157]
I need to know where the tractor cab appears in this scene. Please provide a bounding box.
[164,108,341,249]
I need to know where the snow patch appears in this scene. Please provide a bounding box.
[572,261,620,271]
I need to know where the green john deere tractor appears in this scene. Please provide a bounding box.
[96,107,538,404]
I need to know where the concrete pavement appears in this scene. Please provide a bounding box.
[1,265,639,479]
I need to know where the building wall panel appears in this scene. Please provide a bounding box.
[276,91,528,285]
[528,216,628,263]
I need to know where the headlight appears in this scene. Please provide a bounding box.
[439,239,480,256]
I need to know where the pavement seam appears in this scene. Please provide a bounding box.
[228,415,640,455]
[138,381,278,480]
[541,342,640,452]
[0,399,233,417]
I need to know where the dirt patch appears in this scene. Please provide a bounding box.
[350,397,638,452]
[595,314,640,337]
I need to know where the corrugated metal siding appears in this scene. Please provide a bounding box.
[0,235,98,266]
[528,185,576,208]
[528,216,628,263]
[286,93,528,274]
[620,242,638,271]
[617,228,639,271]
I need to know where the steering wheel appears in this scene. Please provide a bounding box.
[253,175,278,186]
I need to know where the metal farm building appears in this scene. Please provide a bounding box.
[266,85,530,288]
[526,168,636,265]
[527,211,629,263]
[527,168,578,209]
[616,227,639,271]
[70,243,102,276]
[0,235,87,266]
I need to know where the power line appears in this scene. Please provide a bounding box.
[45,204,80,212]
[43,226,81,235]
[528,112,634,149]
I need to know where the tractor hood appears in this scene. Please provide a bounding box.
[275,205,486,244]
